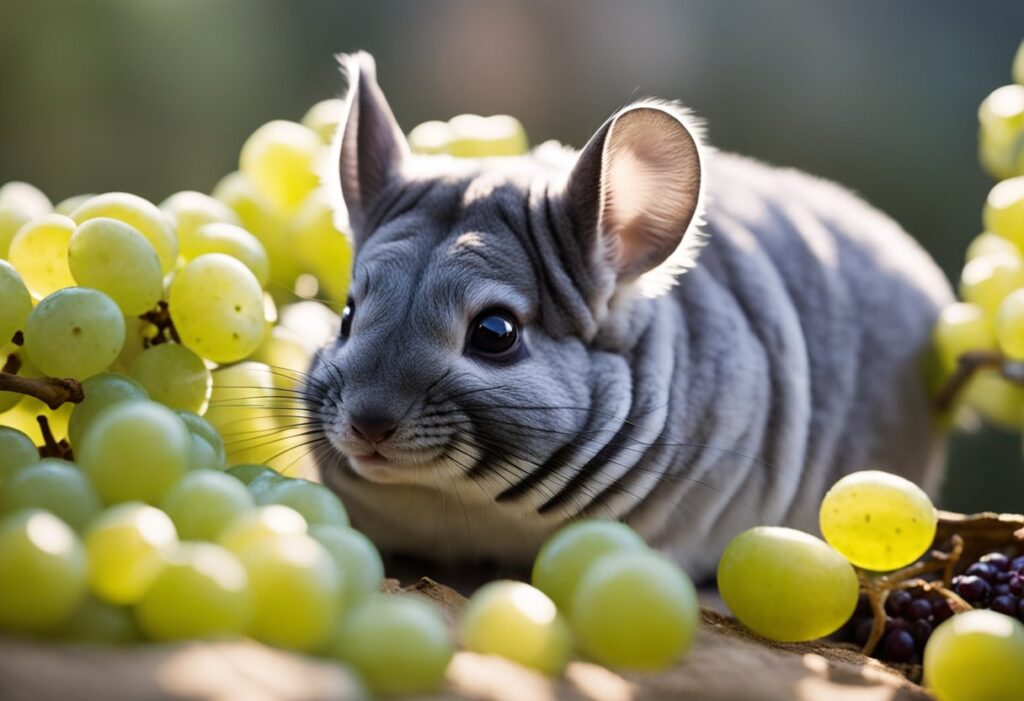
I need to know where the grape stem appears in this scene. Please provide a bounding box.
[140,300,181,346]
[933,350,1008,413]
[0,370,84,409]
[37,415,73,460]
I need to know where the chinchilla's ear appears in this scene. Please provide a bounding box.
[333,51,409,246]
[565,102,704,283]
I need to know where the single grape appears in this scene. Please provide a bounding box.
[964,369,1024,428]
[68,217,163,315]
[308,524,384,609]
[24,287,125,379]
[239,120,323,213]
[235,533,340,651]
[218,504,307,553]
[0,259,32,344]
[70,193,178,273]
[924,610,1024,701]
[51,595,138,644]
[160,190,241,255]
[247,470,289,501]
[960,252,1024,316]
[302,98,346,143]
[0,459,101,531]
[6,213,76,297]
[0,509,87,633]
[227,463,277,485]
[78,400,190,504]
[176,411,227,470]
[907,598,934,621]
[718,526,859,642]
[460,580,571,675]
[819,470,937,571]
[294,192,352,304]
[169,253,265,363]
[571,550,698,669]
[984,177,1024,247]
[966,562,1000,582]
[183,221,270,287]
[885,590,914,617]
[954,575,992,605]
[54,194,94,217]
[203,362,286,465]
[252,478,349,527]
[0,181,52,258]
[249,326,314,386]
[331,595,453,694]
[991,595,1019,617]
[996,288,1024,359]
[129,343,211,414]
[978,85,1024,180]
[932,302,997,375]
[531,519,648,611]
[447,114,529,157]
[883,629,917,663]
[68,372,147,448]
[113,314,157,373]
[135,542,252,641]
[160,471,254,541]
[84,502,177,605]
[0,425,39,488]
[407,120,453,155]
[966,232,1018,262]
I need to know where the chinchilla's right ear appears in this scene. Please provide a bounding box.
[333,51,409,248]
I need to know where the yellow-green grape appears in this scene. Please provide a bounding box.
[978,85,1024,180]
[1015,40,1024,85]
[996,287,1024,360]
[6,213,76,298]
[0,459,101,531]
[176,411,227,471]
[52,595,138,644]
[331,595,454,695]
[253,478,349,527]
[68,217,163,315]
[924,610,1024,701]
[160,471,254,541]
[235,533,341,651]
[135,542,252,641]
[2,395,73,446]
[820,470,937,571]
[70,193,178,274]
[113,315,158,374]
[531,519,648,611]
[160,190,241,256]
[54,194,94,218]
[279,300,340,348]
[302,98,346,143]
[84,502,176,605]
[78,400,190,504]
[218,504,307,553]
[960,252,1024,316]
[68,372,147,448]
[983,177,1024,247]
[184,222,270,287]
[933,302,997,375]
[294,191,352,304]
[460,580,571,675]
[308,524,384,609]
[447,114,529,157]
[0,181,52,258]
[0,509,87,633]
[250,326,313,388]
[240,120,323,213]
[964,369,1024,429]
[0,342,23,414]
[718,526,859,642]
[227,463,277,485]
[0,426,39,488]
[129,343,211,414]
[24,287,126,379]
[966,232,1018,262]
[408,120,453,155]
[0,259,31,344]
[169,253,265,364]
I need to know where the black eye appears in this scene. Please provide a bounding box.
[468,309,519,357]
[340,300,354,338]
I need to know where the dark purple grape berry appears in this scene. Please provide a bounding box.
[932,599,955,622]
[1019,598,1024,620]
[885,590,913,617]
[996,570,1013,584]
[980,552,1010,572]
[853,618,875,645]
[1010,555,1024,574]
[909,619,933,645]
[854,593,871,617]
[965,562,999,583]
[955,575,992,604]
[996,583,1012,596]
[1010,574,1024,597]
[883,629,917,662]
[991,594,1019,617]
[906,598,933,621]
[885,616,910,633]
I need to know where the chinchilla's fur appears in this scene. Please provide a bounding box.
[305,52,953,581]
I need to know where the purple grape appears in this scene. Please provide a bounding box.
[991,594,1019,617]
[885,616,910,633]
[932,599,955,622]
[883,629,917,662]
[853,618,875,645]
[996,583,1012,596]
[1019,598,1024,620]
[906,598,933,620]
[980,552,1010,572]
[955,575,992,604]
[1010,574,1024,597]
[965,562,999,583]
[909,619,933,645]
[854,593,871,617]
[885,590,913,617]
[996,570,1013,584]
[1011,555,1024,574]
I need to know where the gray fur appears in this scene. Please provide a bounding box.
[306,53,953,581]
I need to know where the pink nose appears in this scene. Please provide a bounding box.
[349,413,398,444]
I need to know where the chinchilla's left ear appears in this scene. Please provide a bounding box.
[333,51,409,247]
[565,102,704,283]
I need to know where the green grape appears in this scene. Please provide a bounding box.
[160,190,241,255]
[531,519,648,611]
[249,326,313,388]
[169,253,265,363]
[78,400,190,504]
[279,300,340,349]
[996,287,1024,360]
[983,177,1024,246]
[70,193,178,274]
[54,194,94,218]
[51,595,138,644]
[819,470,936,571]
[0,459,101,531]
[84,502,177,605]
[0,426,39,488]
[964,369,1024,428]
[68,217,163,315]
[0,181,52,258]
[0,343,24,413]
[0,260,31,344]
[240,120,323,213]
[218,504,307,553]
[965,232,1018,262]
[68,372,147,448]
[301,98,346,143]
[571,550,698,669]
[246,469,288,501]
[160,471,254,541]
[294,191,352,304]
[227,463,276,485]
[924,610,1024,701]
[113,314,157,373]
[959,252,1024,316]
[447,114,529,157]
[24,287,126,379]
[253,478,349,527]
[183,222,270,287]
[1016,40,1024,86]
[932,302,997,375]
[408,120,453,155]
[7,213,76,297]
[308,524,384,609]
[176,411,227,470]
[978,85,1024,180]
[129,343,211,413]
[235,533,340,651]
[460,580,571,675]
[0,509,87,633]
[332,595,453,694]
[135,542,252,641]
[718,526,859,642]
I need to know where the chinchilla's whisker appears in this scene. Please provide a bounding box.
[264,437,330,477]
[221,428,327,451]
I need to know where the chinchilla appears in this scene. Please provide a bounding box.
[304,51,954,581]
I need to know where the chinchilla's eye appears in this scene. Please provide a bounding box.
[468,308,519,357]
[341,300,354,338]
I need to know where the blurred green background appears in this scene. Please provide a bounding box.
[1,0,1022,512]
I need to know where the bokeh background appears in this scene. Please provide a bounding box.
[1,0,1022,512]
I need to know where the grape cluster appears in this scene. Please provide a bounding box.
[953,552,1024,620]
[843,589,956,664]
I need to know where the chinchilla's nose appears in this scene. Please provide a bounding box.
[349,411,399,444]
